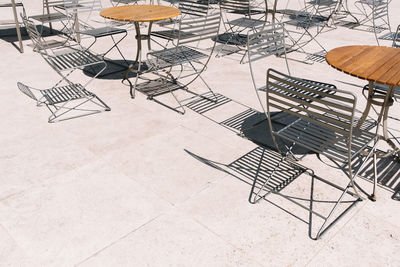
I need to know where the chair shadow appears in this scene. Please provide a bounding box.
[83,59,145,80]
[185,146,359,239]
[184,91,311,155]
[0,25,68,52]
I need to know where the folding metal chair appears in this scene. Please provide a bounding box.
[19,12,110,122]
[29,0,70,35]
[250,68,379,239]
[17,82,110,123]
[62,0,129,75]
[215,0,267,59]
[129,13,221,114]
[354,0,391,44]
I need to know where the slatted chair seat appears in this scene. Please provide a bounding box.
[30,12,68,23]
[78,26,126,38]
[148,46,207,65]
[276,115,377,162]
[363,83,400,100]
[48,49,103,71]
[226,17,265,28]
[151,29,197,40]
[0,2,23,8]
[41,83,94,104]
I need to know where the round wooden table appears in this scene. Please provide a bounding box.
[100,5,180,94]
[326,45,400,157]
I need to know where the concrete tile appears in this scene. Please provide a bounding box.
[101,125,244,205]
[0,224,36,267]
[0,159,172,266]
[0,127,96,200]
[78,210,260,266]
[179,176,327,266]
[308,210,400,267]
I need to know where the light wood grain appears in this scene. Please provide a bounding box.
[326,45,400,86]
[100,5,180,22]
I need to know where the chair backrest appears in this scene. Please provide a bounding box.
[20,12,49,52]
[43,0,64,8]
[63,0,102,14]
[220,0,251,14]
[247,24,287,63]
[266,69,357,146]
[177,12,221,46]
[178,0,209,17]
[247,24,289,112]
[17,82,38,101]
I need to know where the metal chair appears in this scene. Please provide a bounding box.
[250,68,379,239]
[62,0,129,75]
[129,13,221,114]
[354,0,391,45]
[29,0,70,35]
[19,12,110,122]
[215,0,267,60]
[17,82,110,123]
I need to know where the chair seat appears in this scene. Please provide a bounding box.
[357,0,386,6]
[0,2,23,7]
[151,29,196,40]
[276,116,377,162]
[48,49,103,71]
[364,83,400,99]
[149,45,207,65]
[41,83,93,105]
[79,26,126,38]
[227,17,265,28]
[30,13,69,23]
[136,79,185,98]
[111,0,138,3]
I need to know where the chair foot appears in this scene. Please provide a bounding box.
[368,194,377,202]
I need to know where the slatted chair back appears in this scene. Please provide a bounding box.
[43,0,65,8]
[246,24,289,113]
[178,0,209,17]
[266,68,358,161]
[20,12,49,52]
[247,24,287,63]
[63,0,103,14]
[17,82,38,101]
[220,0,251,15]
[176,12,221,46]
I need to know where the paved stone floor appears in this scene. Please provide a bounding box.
[0,0,399,266]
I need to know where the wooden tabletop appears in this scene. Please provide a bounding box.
[326,45,400,87]
[100,5,180,22]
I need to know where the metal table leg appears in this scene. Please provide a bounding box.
[123,21,153,98]
[358,81,400,159]
[11,0,23,53]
